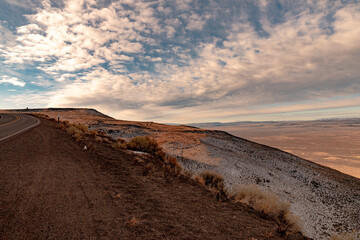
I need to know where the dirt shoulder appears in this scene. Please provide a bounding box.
[0,118,308,240]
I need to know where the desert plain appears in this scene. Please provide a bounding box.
[194,119,360,179]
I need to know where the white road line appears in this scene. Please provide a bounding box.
[0,115,41,142]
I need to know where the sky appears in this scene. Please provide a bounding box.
[0,0,359,123]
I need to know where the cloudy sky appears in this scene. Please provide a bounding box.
[0,0,359,123]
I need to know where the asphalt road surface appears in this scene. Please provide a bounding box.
[0,113,40,142]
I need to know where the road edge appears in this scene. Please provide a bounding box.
[0,115,41,142]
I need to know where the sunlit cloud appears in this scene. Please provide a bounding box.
[0,75,26,87]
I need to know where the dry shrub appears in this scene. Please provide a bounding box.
[200,171,225,191]
[194,175,205,185]
[200,171,228,201]
[73,133,82,142]
[127,136,163,156]
[232,184,301,231]
[112,140,127,149]
[165,156,182,175]
[76,124,89,134]
[66,126,83,136]
[89,129,98,136]
[61,123,92,144]
[33,113,50,119]
[95,136,103,142]
[180,169,192,179]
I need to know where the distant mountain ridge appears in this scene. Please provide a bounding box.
[190,118,360,128]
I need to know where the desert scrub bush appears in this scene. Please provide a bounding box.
[194,175,205,185]
[200,171,225,190]
[56,123,65,129]
[66,126,83,136]
[112,138,127,149]
[89,129,98,136]
[73,133,83,142]
[165,156,182,171]
[76,123,89,134]
[127,136,164,157]
[200,171,228,201]
[232,184,301,231]
[32,113,50,119]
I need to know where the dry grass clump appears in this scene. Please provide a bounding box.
[31,113,51,119]
[200,171,225,191]
[66,126,83,136]
[89,129,98,136]
[164,156,182,176]
[66,126,86,142]
[56,122,66,130]
[127,136,165,157]
[112,139,127,149]
[61,123,91,142]
[194,175,205,185]
[73,133,83,142]
[232,184,301,232]
[127,136,183,178]
[76,124,89,134]
[200,171,228,201]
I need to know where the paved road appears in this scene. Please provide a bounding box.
[0,113,40,142]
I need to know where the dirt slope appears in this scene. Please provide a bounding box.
[8,108,360,239]
[0,118,307,239]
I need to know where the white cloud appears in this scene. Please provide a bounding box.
[0,75,26,87]
[1,0,157,73]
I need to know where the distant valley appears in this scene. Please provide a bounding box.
[192,119,360,179]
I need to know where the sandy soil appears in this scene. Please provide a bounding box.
[0,118,307,240]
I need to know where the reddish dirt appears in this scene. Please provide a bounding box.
[0,118,309,240]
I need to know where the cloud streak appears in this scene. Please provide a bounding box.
[0,0,359,123]
[0,75,26,87]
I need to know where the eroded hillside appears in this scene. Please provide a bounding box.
[15,108,360,239]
